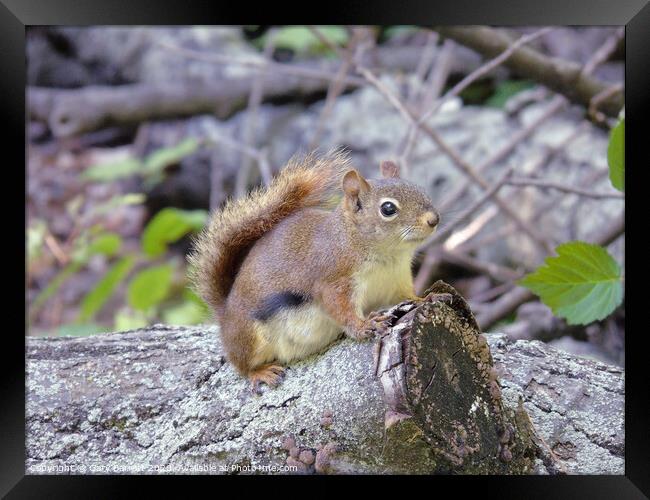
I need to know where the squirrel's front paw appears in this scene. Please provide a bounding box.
[348,312,393,340]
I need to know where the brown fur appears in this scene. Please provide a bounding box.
[188,150,351,319]
[189,152,439,383]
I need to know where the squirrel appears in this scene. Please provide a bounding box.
[189,150,439,392]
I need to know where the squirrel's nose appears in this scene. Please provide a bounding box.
[425,211,439,228]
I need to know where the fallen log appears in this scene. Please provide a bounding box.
[26,282,623,475]
[27,44,505,138]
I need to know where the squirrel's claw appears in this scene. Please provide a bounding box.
[249,364,286,394]
[353,313,394,340]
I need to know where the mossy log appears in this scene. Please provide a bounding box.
[26,282,624,475]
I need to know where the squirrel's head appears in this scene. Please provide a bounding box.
[340,161,439,251]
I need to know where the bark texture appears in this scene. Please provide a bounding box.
[26,284,624,475]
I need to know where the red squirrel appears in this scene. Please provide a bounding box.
[189,151,439,391]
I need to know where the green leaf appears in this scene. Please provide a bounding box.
[143,138,199,174]
[182,287,209,310]
[88,233,122,257]
[268,26,348,55]
[607,119,624,192]
[141,208,208,257]
[162,299,209,325]
[383,26,419,40]
[82,158,143,182]
[79,256,135,322]
[27,220,48,263]
[91,193,145,216]
[31,261,82,316]
[519,241,623,325]
[486,80,534,108]
[127,264,174,311]
[82,139,198,183]
[56,322,105,337]
[114,307,149,331]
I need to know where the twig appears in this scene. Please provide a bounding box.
[235,28,278,196]
[428,167,514,247]
[398,38,455,169]
[417,27,554,126]
[437,95,567,213]
[581,27,624,77]
[158,40,367,87]
[436,247,522,283]
[307,25,346,58]
[415,205,500,294]
[354,64,414,124]
[307,27,360,150]
[504,177,624,199]
[201,131,271,199]
[417,119,555,254]
[477,215,625,330]
[44,233,68,266]
[470,281,516,304]
[434,26,624,117]
[443,206,500,252]
[408,32,439,104]
[353,58,554,254]
[458,162,607,255]
[209,153,224,211]
[588,83,624,123]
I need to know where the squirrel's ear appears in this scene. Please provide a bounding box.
[342,170,370,210]
[380,160,400,179]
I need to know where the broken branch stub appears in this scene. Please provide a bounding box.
[375,281,559,474]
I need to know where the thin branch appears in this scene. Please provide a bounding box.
[443,206,500,252]
[434,26,624,117]
[235,28,278,196]
[353,59,554,254]
[417,27,554,126]
[307,27,360,150]
[504,177,624,200]
[581,27,624,77]
[458,162,607,256]
[454,124,605,255]
[588,83,624,123]
[307,25,346,58]
[470,281,516,304]
[158,40,367,87]
[438,95,567,213]
[398,38,455,169]
[408,32,440,104]
[427,167,514,247]
[354,64,414,124]
[44,233,69,266]
[417,119,555,254]
[477,215,625,330]
[436,248,523,283]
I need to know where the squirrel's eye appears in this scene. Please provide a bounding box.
[380,201,398,217]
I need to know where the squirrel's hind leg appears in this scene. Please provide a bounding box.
[220,314,285,392]
[249,364,286,394]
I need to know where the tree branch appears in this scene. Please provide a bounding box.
[434,26,623,117]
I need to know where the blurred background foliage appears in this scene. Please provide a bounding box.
[26,25,624,367]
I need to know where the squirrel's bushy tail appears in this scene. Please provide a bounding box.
[188,149,351,319]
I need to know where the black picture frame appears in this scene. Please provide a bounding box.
[6,1,647,497]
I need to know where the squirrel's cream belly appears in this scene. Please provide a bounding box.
[253,304,343,364]
[353,252,415,316]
